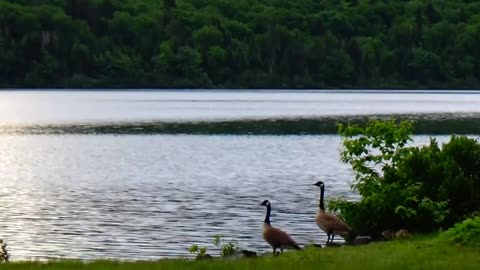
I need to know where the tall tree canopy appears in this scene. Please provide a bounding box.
[0,0,479,89]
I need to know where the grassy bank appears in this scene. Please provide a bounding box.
[3,236,479,269]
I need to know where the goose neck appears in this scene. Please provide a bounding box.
[319,186,325,210]
[264,204,271,225]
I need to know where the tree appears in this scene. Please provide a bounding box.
[193,25,223,51]
[163,0,176,9]
[0,0,479,88]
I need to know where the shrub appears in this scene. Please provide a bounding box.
[0,239,9,262]
[188,244,207,258]
[213,235,240,257]
[442,216,480,246]
[330,119,480,237]
[188,235,240,258]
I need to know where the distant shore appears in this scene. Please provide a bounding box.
[2,0,480,89]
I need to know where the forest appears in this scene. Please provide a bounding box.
[0,0,479,89]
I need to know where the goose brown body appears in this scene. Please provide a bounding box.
[260,200,301,253]
[314,181,354,244]
[316,208,353,240]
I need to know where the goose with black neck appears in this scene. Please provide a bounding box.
[314,181,354,245]
[260,200,301,254]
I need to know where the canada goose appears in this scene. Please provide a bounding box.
[382,229,396,241]
[395,229,410,239]
[382,229,410,240]
[313,181,354,245]
[260,200,301,254]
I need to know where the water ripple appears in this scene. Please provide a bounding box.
[0,134,454,261]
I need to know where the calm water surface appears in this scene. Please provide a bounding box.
[0,90,479,260]
[1,90,480,125]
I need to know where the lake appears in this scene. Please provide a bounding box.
[1,90,480,125]
[0,90,479,261]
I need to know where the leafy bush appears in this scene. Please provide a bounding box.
[330,119,480,237]
[442,216,480,246]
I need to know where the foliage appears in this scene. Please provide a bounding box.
[0,239,9,263]
[188,235,240,258]
[188,244,207,258]
[330,119,480,236]
[442,216,480,246]
[213,234,240,257]
[1,0,480,88]
[2,236,480,270]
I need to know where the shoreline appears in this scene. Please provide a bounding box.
[2,235,479,269]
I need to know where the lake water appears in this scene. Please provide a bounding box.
[1,90,480,125]
[0,90,479,261]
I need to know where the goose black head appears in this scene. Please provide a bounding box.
[313,181,325,188]
[260,200,271,206]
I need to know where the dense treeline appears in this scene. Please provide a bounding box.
[0,0,479,89]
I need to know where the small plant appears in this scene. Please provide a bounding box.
[0,239,10,263]
[213,234,240,257]
[188,244,207,257]
[188,235,241,259]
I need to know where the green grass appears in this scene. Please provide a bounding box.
[3,236,480,269]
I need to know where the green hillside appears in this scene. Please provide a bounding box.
[1,0,479,88]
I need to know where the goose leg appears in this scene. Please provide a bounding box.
[273,247,277,255]
[327,234,331,245]
[280,248,283,253]
[331,235,335,244]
